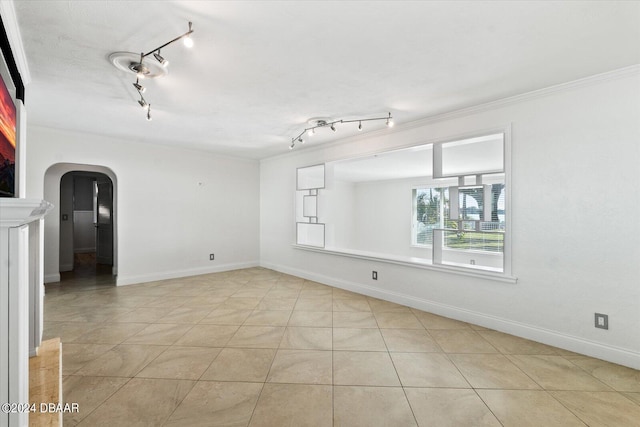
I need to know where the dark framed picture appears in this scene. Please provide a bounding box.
[0,54,16,197]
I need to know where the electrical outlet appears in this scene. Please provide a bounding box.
[470,259,476,265]
[594,313,608,330]
[209,254,215,261]
[372,271,378,280]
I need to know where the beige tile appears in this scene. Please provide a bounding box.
[174,324,239,347]
[165,381,262,427]
[565,356,640,392]
[249,384,332,427]
[264,288,301,299]
[333,299,371,312]
[244,310,292,326]
[334,351,400,386]
[391,352,469,388]
[294,298,333,312]
[227,326,286,348]
[508,355,612,391]
[367,298,412,313]
[477,390,589,427]
[302,281,331,290]
[333,328,387,351]
[551,391,640,427]
[412,310,472,329]
[79,378,195,426]
[62,343,116,375]
[232,288,270,298]
[43,321,101,343]
[200,308,252,325]
[405,388,502,427]
[333,289,366,299]
[219,297,262,310]
[136,346,221,380]
[300,289,332,298]
[333,312,378,328]
[156,307,213,323]
[124,323,193,345]
[72,322,148,344]
[624,392,640,405]
[179,295,228,308]
[374,311,423,329]
[477,330,560,355]
[280,327,332,350]
[257,298,297,311]
[381,328,441,352]
[139,295,192,308]
[334,386,416,427]
[75,344,167,377]
[288,311,333,327]
[267,349,332,384]
[62,376,129,425]
[109,307,168,323]
[449,354,541,389]
[201,348,276,382]
[430,329,499,353]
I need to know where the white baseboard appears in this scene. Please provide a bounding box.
[116,261,260,286]
[44,273,60,283]
[261,261,640,370]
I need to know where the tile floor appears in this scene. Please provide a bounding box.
[42,267,640,426]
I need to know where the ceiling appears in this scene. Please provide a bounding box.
[12,1,640,159]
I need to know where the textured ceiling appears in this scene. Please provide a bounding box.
[12,1,640,159]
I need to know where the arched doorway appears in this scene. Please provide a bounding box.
[43,163,118,286]
[59,171,114,285]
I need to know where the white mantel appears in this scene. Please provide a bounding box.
[1,198,52,427]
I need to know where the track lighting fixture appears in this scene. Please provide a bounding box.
[288,112,394,150]
[110,21,194,120]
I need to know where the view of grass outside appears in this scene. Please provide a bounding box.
[414,184,505,253]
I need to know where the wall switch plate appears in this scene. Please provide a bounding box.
[594,313,608,330]
[372,271,378,280]
[209,254,215,261]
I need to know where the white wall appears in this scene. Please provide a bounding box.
[26,126,260,286]
[260,68,640,369]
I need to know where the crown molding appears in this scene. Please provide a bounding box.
[0,0,31,84]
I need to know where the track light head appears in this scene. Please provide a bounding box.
[153,50,169,67]
[298,137,304,144]
[146,105,152,121]
[330,124,336,132]
[138,97,147,108]
[358,121,362,131]
[307,128,315,137]
[183,35,194,48]
[386,112,394,127]
[133,79,145,93]
[289,142,295,150]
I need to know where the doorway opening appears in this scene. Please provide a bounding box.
[59,171,114,286]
